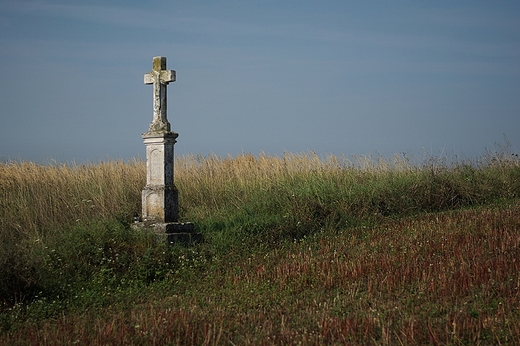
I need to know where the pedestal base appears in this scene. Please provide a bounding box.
[132,221,201,245]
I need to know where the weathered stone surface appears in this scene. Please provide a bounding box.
[137,56,199,245]
[131,222,200,245]
[140,57,178,224]
[141,132,178,223]
[143,56,176,134]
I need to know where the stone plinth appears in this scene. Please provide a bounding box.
[132,221,199,245]
[141,132,178,223]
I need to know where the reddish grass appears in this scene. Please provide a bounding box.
[3,203,519,345]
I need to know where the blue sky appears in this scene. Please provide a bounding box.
[1,1,519,163]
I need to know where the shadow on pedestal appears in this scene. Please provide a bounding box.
[132,221,203,246]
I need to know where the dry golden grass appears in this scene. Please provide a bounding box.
[1,153,347,237]
[1,150,518,239]
[0,159,144,234]
[2,150,518,247]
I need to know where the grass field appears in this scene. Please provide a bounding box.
[1,149,519,344]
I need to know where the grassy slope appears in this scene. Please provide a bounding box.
[1,152,519,344]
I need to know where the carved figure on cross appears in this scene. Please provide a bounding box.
[144,56,176,133]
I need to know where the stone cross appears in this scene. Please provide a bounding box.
[141,56,178,224]
[137,56,196,243]
[144,56,176,133]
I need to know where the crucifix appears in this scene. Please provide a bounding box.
[141,56,178,224]
[144,56,176,133]
[136,56,196,243]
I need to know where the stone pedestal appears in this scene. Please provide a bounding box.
[141,131,178,223]
[136,130,197,243]
[135,132,197,241]
[133,220,198,245]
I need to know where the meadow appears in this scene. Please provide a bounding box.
[0,148,519,345]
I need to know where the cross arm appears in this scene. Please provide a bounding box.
[144,73,154,85]
[144,70,176,85]
[160,70,176,83]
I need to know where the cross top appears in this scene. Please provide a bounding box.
[144,56,176,133]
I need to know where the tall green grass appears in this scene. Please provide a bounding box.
[0,160,145,307]
[1,148,519,343]
[178,150,520,250]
